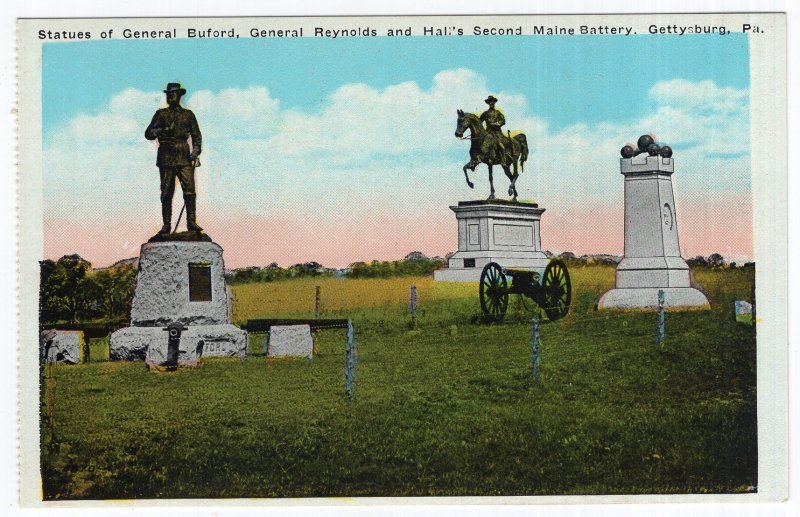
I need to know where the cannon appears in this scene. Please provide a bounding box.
[479,260,571,322]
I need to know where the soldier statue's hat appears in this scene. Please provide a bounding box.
[485,95,498,104]
[164,83,187,96]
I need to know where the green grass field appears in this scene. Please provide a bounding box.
[40,265,757,499]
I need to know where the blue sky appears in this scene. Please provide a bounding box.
[41,33,753,266]
[43,34,749,137]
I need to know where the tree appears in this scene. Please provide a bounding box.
[88,264,136,320]
[686,255,709,267]
[707,253,726,268]
[39,255,92,323]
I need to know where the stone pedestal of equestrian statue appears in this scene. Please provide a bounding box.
[597,152,710,310]
[434,200,550,282]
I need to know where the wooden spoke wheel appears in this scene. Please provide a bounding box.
[541,260,571,321]
[479,262,509,322]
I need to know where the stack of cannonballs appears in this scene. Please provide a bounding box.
[620,134,672,159]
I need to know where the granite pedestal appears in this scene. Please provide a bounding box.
[110,238,247,366]
[434,200,550,282]
[597,154,710,310]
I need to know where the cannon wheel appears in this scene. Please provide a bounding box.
[479,262,509,322]
[542,260,571,321]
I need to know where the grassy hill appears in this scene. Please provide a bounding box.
[41,265,756,499]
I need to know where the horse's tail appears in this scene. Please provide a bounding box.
[515,133,528,172]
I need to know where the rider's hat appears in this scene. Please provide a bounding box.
[484,95,498,104]
[164,83,187,96]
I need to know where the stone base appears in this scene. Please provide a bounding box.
[596,287,710,310]
[148,230,212,243]
[615,257,692,288]
[110,324,248,365]
[435,199,549,282]
[131,240,231,327]
[434,251,550,282]
[267,325,314,358]
[40,330,84,364]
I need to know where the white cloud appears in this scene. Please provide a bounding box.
[644,79,750,155]
[187,86,281,141]
[44,73,750,228]
[649,79,748,111]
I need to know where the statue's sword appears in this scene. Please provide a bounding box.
[173,203,185,234]
[172,155,201,234]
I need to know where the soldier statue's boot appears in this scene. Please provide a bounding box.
[186,197,203,233]
[159,203,172,235]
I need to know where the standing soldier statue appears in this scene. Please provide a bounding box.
[480,95,507,162]
[145,82,203,235]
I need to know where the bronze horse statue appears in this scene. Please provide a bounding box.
[455,110,529,201]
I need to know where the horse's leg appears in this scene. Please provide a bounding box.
[502,163,515,197]
[462,161,475,189]
[510,160,519,201]
[487,164,495,200]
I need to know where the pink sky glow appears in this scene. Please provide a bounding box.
[43,195,753,270]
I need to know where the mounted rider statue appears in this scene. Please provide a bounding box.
[455,95,528,201]
[479,95,507,162]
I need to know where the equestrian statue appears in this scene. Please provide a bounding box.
[454,95,529,201]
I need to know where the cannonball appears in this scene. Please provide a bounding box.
[637,134,654,152]
[620,145,636,158]
[647,143,661,156]
[660,145,673,158]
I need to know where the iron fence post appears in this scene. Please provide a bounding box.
[656,289,666,345]
[346,319,357,402]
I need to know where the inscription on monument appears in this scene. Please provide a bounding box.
[493,224,533,247]
[188,263,212,302]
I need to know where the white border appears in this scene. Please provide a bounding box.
[4,1,797,516]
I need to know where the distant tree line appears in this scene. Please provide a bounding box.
[685,253,754,269]
[347,257,446,278]
[226,262,334,285]
[227,256,447,284]
[39,255,136,325]
[551,251,753,269]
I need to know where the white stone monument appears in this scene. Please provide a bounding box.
[434,200,550,282]
[267,325,314,359]
[110,240,248,365]
[597,146,709,309]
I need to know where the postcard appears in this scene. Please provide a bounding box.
[15,12,787,507]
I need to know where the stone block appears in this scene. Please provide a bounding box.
[734,300,753,323]
[40,330,83,364]
[267,325,314,358]
[597,287,710,310]
[734,300,753,315]
[130,241,231,327]
[435,200,550,282]
[110,324,248,365]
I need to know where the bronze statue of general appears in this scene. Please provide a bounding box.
[480,95,507,160]
[145,83,203,235]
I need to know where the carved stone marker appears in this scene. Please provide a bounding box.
[40,330,83,364]
[110,240,247,366]
[434,199,550,282]
[267,325,314,359]
[597,150,709,309]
